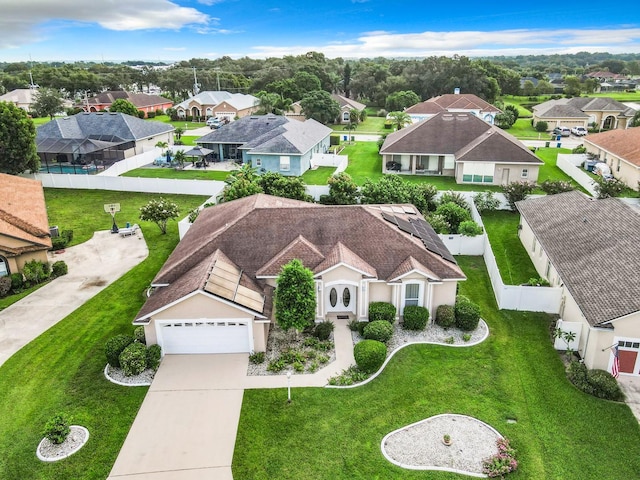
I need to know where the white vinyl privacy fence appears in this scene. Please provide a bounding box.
[556,155,597,196]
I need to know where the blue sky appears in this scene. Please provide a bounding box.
[2,0,639,62]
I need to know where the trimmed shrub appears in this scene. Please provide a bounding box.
[458,220,483,237]
[354,339,387,374]
[119,342,147,376]
[403,305,429,330]
[249,351,265,364]
[356,321,368,336]
[348,319,361,331]
[105,334,135,368]
[473,191,501,213]
[363,320,394,343]
[10,273,24,291]
[454,295,481,331]
[586,369,624,401]
[368,302,396,323]
[146,344,162,370]
[134,326,146,344]
[0,276,11,297]
[535,120,548,132]
[51,236,68,250]
[567,360,589,389]
[313,321,335,341]
[22,260,50,285]
[43,413,71,445]
[435,304,456,328]
[146,111,156,118]
[52,260,68,277]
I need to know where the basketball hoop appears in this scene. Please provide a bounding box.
[104,203,121,233]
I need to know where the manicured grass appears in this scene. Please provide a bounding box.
[534,147,579,184]
[481,211,539,285]
[0,189,207,480]
[150,114,208,132]
[330,116,386,134]
[506,118,542,139]
[179,135,199,146]
[504,101,532,118]
[233,256,640,479]
[302,166,336,185]
[122,167,230,181]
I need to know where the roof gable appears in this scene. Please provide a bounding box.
[585,127,640,167]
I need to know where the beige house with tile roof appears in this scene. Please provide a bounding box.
[532,96,636,131]
[380,112,543,185]
[516,191,640,375]
[405,92,501,124]
[134,194,465,355]
[0,174,52,277]
[583,127,640,189]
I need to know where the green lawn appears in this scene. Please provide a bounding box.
[150,114,208,132]
[122,167,230,181]
[233,256,640,479]
[505,118,542,139]
[481,211,538,285]
[179,135,199,146]
[534,147,580,184]
[503,102,532,118]
[330,116,386,134]
[301,166,336,185]
[0,189,207,480]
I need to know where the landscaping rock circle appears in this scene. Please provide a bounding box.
[381,414,502,477]
[104,364,154,386]
[37,425,89,462]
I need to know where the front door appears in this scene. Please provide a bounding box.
[326,284,356,314]
[501,168,510,185]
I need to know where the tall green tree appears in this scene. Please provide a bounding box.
[320,172,359,205]
[257,172,313,202]
[32,88,65,119]
[109,98,139,117]
[300,90,340,124]
[275,259,316,333]
[0,101,40,174]
[385,90,420,112]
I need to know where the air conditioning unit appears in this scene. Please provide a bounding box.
[49,226,59,238]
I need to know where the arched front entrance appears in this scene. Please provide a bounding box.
[191,106,201,119]
[602,115,616,130]
[0,255,9,277]
[325,284,356,314]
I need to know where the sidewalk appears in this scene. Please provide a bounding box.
[0,230,148,367]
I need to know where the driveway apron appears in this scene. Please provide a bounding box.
[108,354,249,480]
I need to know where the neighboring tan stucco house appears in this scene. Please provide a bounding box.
[380,112,543,185]
[196,115,331,176]
[516,191,640,375]
[532,97,636,131]
[405,92,501,125]
[175,91,258,121]
[0,174,52,277]
[331,94,367,124]
[583,127,640,189]
[134,194,465,355]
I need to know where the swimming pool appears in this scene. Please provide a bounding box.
[39,164,99,175]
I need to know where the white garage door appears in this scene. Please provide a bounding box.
[158,320,251,354]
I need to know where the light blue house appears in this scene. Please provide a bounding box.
[196,115,332,176]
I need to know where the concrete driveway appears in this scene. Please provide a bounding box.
[0,230,148,367]
[108,354,249,480]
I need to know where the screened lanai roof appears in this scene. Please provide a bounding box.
[36,137,127,154]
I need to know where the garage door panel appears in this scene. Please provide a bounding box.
[159,321,250,354]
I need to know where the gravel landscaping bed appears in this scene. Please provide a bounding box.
[382,414,502,475]
[247,325,336,376]
[353,319,488,353]
[37,426,89,462]
[104,364,156,386]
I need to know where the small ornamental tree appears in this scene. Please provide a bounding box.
[275,259,316,333]
[139,197,179,234]
[320,172,360,205]
[593,176,626,199]
[501,181,536,212]
[109,99,139,117]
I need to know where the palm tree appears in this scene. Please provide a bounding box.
[173,150,187,169]
[225,163,260,185]
[155,141,168,155]
[174,127,185,144]
[388,111,412,130]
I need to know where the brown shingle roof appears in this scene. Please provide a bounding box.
[406,93,500,115]
[516,191,640,326]
[0,174,52,253]
[585,127,640,167]
[137,194,465,321]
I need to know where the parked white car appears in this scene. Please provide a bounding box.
[571,126,588,136]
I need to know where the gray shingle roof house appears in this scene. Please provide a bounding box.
[532,96,636,131]
[331,94,367,124]
[196,115,332,176]
[134,194,465,355]
[405,92,501,124]
[516,190,640,374]
[175,91,258,120]
[380,112,542,185]
[36,112,174,173]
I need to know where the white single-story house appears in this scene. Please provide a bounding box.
[380,111,543,185]
[405,91,501,124]
[516,191,640,375]
[134,194,465,355]
[175,91,258,121]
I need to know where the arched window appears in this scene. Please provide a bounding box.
[0,256,9,277]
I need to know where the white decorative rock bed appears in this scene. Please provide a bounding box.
[381,414,502,477]
[37,426,89,462]
[104,364,155,386]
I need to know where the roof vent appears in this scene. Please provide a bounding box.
[454,87,460,94]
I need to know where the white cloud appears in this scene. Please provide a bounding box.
[198,0,224,5]
[0,0,209,48]
[250,27,640,58]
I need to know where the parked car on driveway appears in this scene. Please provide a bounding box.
[552,127,571,137]
[571,126,588,136]
[206,117,222,129]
